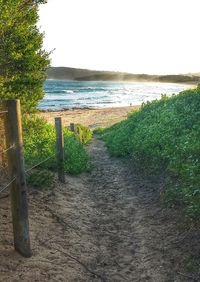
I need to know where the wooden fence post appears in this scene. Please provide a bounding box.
[4,100,31,258]
[70,123,75,132]
[55,117,65,183]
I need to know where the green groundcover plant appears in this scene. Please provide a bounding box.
[102,85,200,220]
[23,116,91,189]
[74,124,93,145]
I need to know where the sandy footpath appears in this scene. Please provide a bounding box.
[0,138,199,281]
[37,106,140,129]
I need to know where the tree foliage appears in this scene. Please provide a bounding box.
[0,0,50,112]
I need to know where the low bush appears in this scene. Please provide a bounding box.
[93,127,106,135]
[102,85,200,220]
[23,115,91,185]
[26,169,54,191]
[74,123,92,144]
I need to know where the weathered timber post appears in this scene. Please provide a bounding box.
[55,117,65,183]
[70,123,75,132]
[4,100,31,258]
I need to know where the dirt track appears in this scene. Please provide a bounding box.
[0,138,199,281]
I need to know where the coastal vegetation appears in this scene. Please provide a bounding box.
[73,123,93,145]
[0,1,92,188]
[0,1,91,181]
[101,86,200,220]
[23,116,91,189]
[0,0,49,112]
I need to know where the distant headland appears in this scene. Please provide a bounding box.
[46,67,200,84]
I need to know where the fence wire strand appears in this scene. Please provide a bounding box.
[25,154,55,174]
[0,177,16,194]
[0,109,14,194]
[0,153,55,195]
[0,104,58,195]
[0,164,9,174]
[0,145,15,155]
[0,111,8,115]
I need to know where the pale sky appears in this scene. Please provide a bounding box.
[39,0,200,74]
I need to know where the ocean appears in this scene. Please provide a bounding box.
[38,80,189,111]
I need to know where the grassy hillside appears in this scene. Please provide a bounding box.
[47,67,200,84]
[101,86,200,220]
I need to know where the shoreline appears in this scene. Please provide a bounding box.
[37,83,198,129]
[37,105,140,129]
[38,106,101,112]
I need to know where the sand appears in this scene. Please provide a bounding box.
[0,139,199,281]
[37,106,140,129]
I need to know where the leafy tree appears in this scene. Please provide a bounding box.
[0,0,50,112]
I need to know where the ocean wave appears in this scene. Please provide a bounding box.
[45,90,72,94]
[76,95,109,101]
[78,87,108,92]
[39,80,188,111]
[63,90,74,94]
[41,98,74,103]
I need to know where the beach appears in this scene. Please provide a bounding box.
[38,105,140,129]
[39,80,188,112]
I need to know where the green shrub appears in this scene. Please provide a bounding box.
[102,85,200,220]
[73,124,92,144]
[93,127,106,134]
[23,115,90,180]
[27,169,54,191]
[23,115,56,170]
[63,135,91,174]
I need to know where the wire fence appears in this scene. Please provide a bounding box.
[0,152,60,196]
[25,154,55,174]
[0,133,56,196]
[0,177,16,194]
[0,108,11,195]
[0,100,65,257]
[0,104,65,197]
[0,154,56,195]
